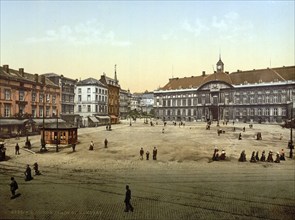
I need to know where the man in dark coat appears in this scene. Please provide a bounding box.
[153,147,157,160]
[124,185,134,212]
[10,177,18,199]
[104,139,108,148]
[139,148,144,160]
[15,143,20,155]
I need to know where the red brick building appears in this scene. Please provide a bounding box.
[0,65,61,136]
[100,66,120,124]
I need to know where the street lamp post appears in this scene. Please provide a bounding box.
[40,88,47,152]
[56,109,59,152]
[289,103,294,159]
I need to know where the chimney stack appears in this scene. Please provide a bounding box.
[41,75,46,84]
[35,74,39,83]
[19,68,24,77]
[202,71,206,76]
[3,65,9,73]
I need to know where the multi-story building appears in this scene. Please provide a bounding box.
[119,89,131,119]
[130,93,141,111]
[140,91,154,114]
[0,65,61,118]
[154,58,295,123]
[74,77,108,127]
[42,73,76,114]
[42,73,80,125]
[100,66,120,124]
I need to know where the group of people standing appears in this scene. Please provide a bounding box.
[239,149,285,163]
[89,139,108,150]
[140,147,157,160]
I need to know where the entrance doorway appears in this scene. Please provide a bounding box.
[210,106,219,121]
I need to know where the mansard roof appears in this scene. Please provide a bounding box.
[161,66,295,90]
[0,65,59,88]
[77,77,106,87]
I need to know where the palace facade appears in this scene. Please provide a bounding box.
[154,58,295,123]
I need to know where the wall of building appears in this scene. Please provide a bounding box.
[154,83,295,123]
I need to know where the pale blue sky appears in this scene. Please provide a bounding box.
[1,1,294,92]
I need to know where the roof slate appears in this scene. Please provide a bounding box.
[161,66,295,90]
[0,66,59,87]
[77,77,106,87]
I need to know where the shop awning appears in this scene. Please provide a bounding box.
[33,119,65,125]
[96,116,110,120]
[0,119,28,126]
[89,116,99,123]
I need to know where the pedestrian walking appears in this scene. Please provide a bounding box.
[104,139,108,148]
[10,177,18,199]
[24,165,33,181]
[124,185,134,212]
[15,143,20,155]
[238,133,242,140]
[33,162,41,175]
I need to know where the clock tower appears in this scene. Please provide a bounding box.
[216,55,224,73]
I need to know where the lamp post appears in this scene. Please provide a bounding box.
[40,89,47,152]
[289,103,294,159]
[56,109,59,152]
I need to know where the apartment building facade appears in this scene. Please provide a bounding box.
[0,65,61,119]
[74,77,108,127]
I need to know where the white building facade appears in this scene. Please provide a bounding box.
[74,78,109,127]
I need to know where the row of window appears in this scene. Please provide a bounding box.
[3,104,56,117]
[78,88,107,95]
[4,89,57,104]
[78,95,107,102]
[158,88,293,99]
[77,105,107,113]
[160,94,289,107]
[162,107,286,117]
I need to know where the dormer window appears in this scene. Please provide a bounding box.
[259,79,263,83]
[244,81,248,85]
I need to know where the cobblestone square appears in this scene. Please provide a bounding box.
[0,119,294,220]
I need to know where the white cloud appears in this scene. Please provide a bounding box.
[26,20,131,47]
[211,12,254,41]
[162,18,208,40]
[182,19,209,37]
